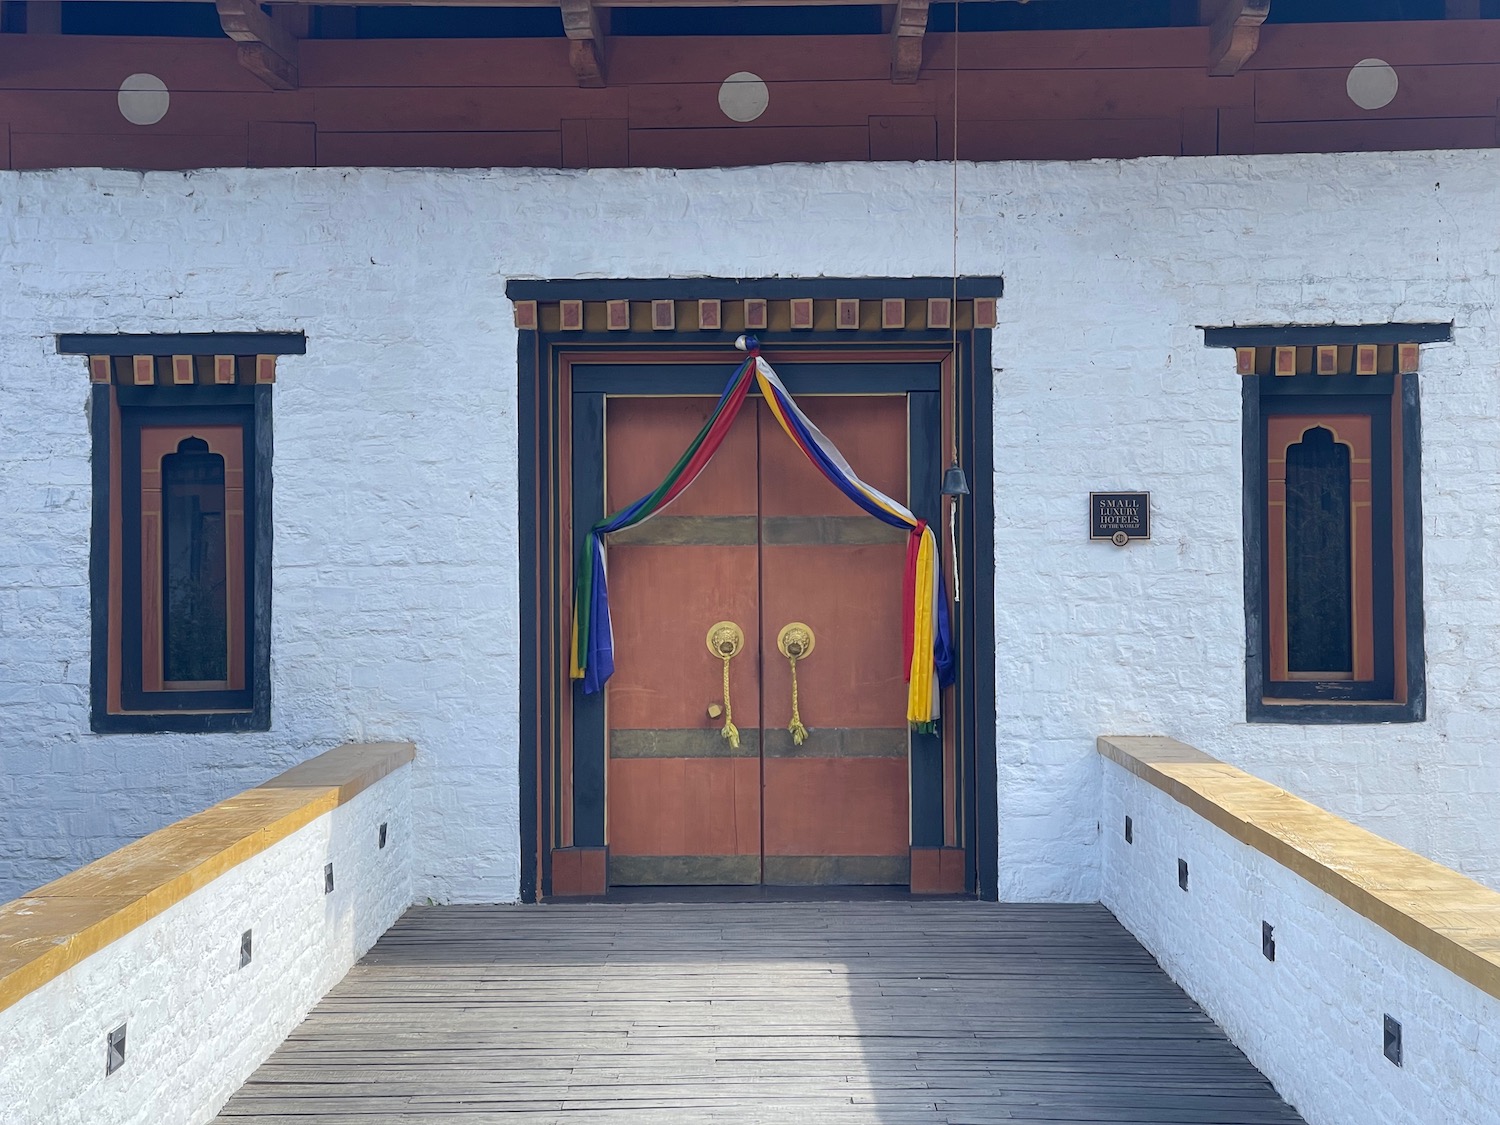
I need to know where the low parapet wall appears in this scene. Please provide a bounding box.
[1099,735,1500,1125]
[0,741,415,1125]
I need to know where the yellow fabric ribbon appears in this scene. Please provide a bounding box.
[907,526,938,725]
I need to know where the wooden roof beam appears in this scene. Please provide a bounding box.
[109,0,979,6]
[25,2,61,32]
[1207,0,1269,77]
[216,0,300,90]
[888,0,929,85]
[561,0,606,88]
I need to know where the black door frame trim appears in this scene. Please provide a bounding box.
[510,278,1002,302]
[512,277,999,903]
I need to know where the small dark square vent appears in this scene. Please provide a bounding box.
[106,1024,127,1076]
[1261,921,1275,962]
[1177,858,1189,891]
[379,822,388,850]
[1124,815,1133,844]
[324,862,335,895]
[1384,1015,1403,1067]
[240,928,253,968]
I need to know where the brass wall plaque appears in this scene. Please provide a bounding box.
[1090,492,1150,543]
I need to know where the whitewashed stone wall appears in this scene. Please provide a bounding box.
[1101,757,1500,1125]
[0,764,412,1125]
[1,152,1498,903]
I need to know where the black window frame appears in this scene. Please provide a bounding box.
[1208,323,1445,725]
[119,398,258,714]
[1240,365,1426,725]
[91,382,273,733]
[1259,386,1395,703]
[66,335,296,734]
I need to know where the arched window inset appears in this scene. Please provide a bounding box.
[1256,391,1409,719]
[1284,426,1352,676]
[161,436,228,684]
[130,420,249,707]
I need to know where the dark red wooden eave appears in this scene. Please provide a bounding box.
[0,21,1496,171]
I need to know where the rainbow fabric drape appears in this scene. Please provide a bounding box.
[571,346,955,728]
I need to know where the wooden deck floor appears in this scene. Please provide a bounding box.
[215,901,1306,1125]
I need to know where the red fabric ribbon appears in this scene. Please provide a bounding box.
[657,362,756,510]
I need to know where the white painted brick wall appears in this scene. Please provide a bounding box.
[1100,757,1500,1125]
[1,152,1498,903]
[0,764,411,1125]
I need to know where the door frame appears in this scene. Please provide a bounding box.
[511,277,1000,901]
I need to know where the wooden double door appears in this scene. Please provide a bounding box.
[578,376,945,888]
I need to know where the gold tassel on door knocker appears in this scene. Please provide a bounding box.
[706,621,745,750]
[777,622,816,746]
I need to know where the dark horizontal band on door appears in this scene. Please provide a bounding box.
[610,728,761,759]
[608,515,907,548]
[610,728,906,759]
[608,854,910,887]
[764,855,910,886]
[765,517,907,547]
[610,855,760,886]
[763,727,907,758]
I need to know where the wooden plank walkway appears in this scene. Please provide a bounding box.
[215,901,1306,1125]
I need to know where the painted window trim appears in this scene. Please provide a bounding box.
[1263,404,1387,699]
[1242,374,1424,724]
[120,409,254,712]
[90,383,273,734]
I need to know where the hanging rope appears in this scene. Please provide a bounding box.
[707,620,744,750]
[777,621,814,745]
[787,652,808,746]
[719,653,739,750]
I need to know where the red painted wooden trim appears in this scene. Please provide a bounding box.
[910,846,965,894]
[1256,63,1500,123]
[0,26,1493,172]
[549,847,608,897]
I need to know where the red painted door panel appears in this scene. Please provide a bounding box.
[602,394,912,886]
[757,396,911,886]
[604,398,762,885]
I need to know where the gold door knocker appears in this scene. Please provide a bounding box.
[777,622,816,746]
[706,621,745,749]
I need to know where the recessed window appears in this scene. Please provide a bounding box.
[121,409,254,715]
[1284,426,1352,676]
[60,336,300,733]
[162,438,230,683]
[1213,328,1438,724]
[1264,403,1391,701]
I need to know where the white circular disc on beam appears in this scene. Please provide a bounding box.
[718,72,769,123]
[1346,59,1398,111]
[118,73,170,126]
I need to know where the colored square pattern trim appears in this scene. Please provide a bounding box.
[513,296,997,336]
[1231,343,1419,378]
